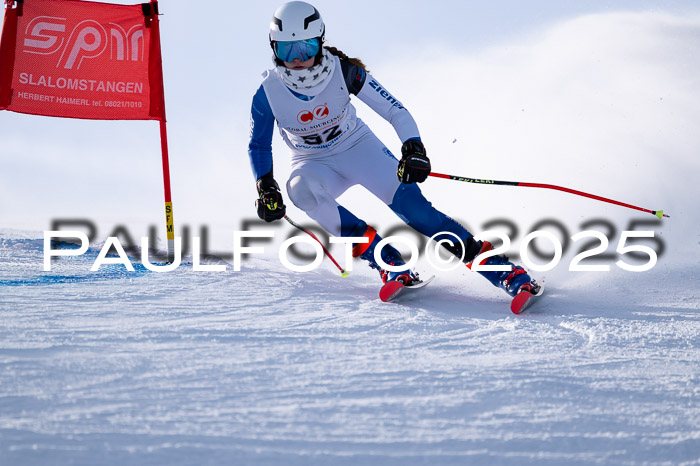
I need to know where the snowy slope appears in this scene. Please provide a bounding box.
[1,233,698,466]
[2,6,700,466]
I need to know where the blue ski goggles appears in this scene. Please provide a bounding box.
[273,38,320,62]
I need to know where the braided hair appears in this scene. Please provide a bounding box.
[324,46,369,73]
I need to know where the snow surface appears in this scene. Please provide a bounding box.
[1,233,699,465]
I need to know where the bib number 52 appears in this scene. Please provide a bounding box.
[301,125,342,145]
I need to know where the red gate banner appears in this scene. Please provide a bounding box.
[0,0,164,120]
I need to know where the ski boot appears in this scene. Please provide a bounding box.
[352,225,419,286]
[467,240,542,313]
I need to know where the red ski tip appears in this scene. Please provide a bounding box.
[379,281,405,302]
[511,291,533,315]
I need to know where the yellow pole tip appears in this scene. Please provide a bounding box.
[340,270,350,278]
[655,210,664,219]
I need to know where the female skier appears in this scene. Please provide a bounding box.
[248,1,541,310]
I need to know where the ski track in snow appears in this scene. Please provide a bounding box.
[0,236,699,465]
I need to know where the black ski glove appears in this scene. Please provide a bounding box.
[255,173,286,222]
[397,139,431,184]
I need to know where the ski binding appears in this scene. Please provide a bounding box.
[380,275,435,303]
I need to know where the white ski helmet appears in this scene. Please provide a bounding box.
[269,1,325,43]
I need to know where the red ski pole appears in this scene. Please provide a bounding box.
[429,172,669,219]
[284,215,349,277]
